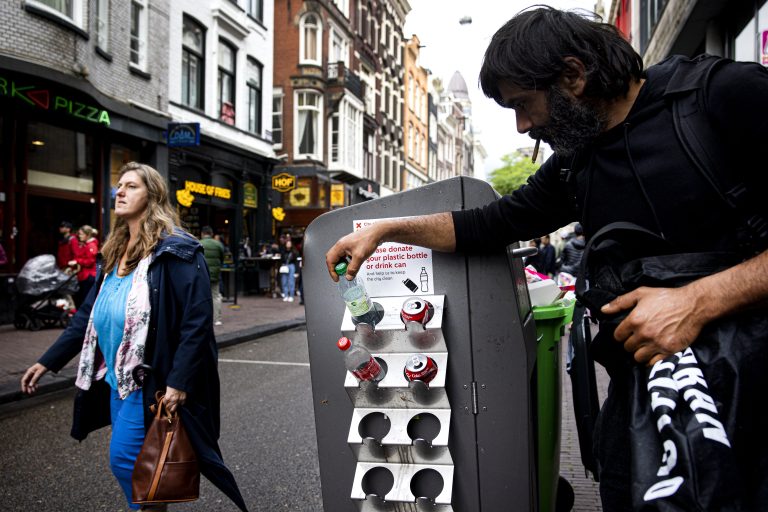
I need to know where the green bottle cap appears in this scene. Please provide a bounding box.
[334,261,348,275]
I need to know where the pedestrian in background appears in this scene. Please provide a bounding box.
[200,225,225,326]
[558,223,585,278]
[279,238,299,302]
[69,225,98,308]
[538,234,557,277]
[57,221,75,270]
[20,162,247,512]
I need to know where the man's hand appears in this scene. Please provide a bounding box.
[601,286,706,366]
[21,363,49,394]
[326,224,384,282]
[164,386,187,415]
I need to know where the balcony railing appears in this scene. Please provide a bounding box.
[326,62,364,101]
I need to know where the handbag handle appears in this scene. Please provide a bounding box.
[150,392,176,423]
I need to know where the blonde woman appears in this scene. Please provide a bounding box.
[21,162,247,511]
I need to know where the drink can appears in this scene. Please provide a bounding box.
[403,354,438,384]
[400,297,434,325]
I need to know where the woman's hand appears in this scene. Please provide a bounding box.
[21,363,49,394]
[164,386,187,415]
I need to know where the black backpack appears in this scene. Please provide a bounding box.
[567,54,768,479]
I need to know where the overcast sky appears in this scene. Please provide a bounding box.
[403,0,598,179]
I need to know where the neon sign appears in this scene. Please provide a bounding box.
[0,75,111,126]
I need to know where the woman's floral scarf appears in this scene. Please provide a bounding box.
[75,256,152,399]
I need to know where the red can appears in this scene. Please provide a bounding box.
[403,354,438,384]
[400,297,434,325]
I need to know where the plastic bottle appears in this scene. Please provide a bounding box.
[334,261,379,325]
[419,266,429,292]
[337,336,385,382]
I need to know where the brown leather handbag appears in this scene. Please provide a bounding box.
[132,392,200,505]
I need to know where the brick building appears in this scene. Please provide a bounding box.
[271,0,410,238]
[0,0,171,277]
[403,34,429,190]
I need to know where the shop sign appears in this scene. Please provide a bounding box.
[289,187,312,207]
[243,182,258,208]
[0,75,110,126]
[175,180,232,207]
[330,183,346,206]
[167,123,200,147]
[272,172,296,192]
[272,206,286,221]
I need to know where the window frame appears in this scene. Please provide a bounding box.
[294,90,323,160]
[181,15,206,111]
[247,0,263,22]
[129,0,149,71]
[246,57,263,135]
[299,13,323,65]
[272,89,283,148]
[26,0,84,29]
[217,38,238,125]
[95,0,110,52]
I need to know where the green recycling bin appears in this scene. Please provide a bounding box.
[533,300,575,512]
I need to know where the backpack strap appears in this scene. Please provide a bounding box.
[665,55,768,253]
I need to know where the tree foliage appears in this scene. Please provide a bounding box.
[489,151,540,196]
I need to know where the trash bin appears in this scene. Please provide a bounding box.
[533,300,574,512]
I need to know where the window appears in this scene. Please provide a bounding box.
[407,123,413,159]
[329,98,362,170]
[295,91,322,159]
[332,0,349,18]
[37,0,73,17]
[130,0,148,69]
[247,58,263,134]
[28,0,83,25]
[272,90,283,147]
[247,0,263,21]
[408,74,414,110]
[330,26,349,66]
[95,0,109,51]
[218,40,237,125]
[182,16,205,110]
[300,14,322,64]
[639,0,668,52]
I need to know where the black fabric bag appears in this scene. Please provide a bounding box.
[576,222,768,510]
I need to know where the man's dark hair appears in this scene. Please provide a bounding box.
[201,226,214,236]
[60,221,73,229]
[479,6,643,105]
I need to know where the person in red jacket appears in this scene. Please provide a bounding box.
[69,225,99,307]
[57,221,75,270]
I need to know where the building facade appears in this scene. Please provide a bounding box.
[167,0,277,254]
[271,0,409,238]
[402,34,429,190]
[604,0,768,66]
[0,0,171,275]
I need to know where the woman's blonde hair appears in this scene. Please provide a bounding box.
[101,162,181,276]
[78,225,97,239]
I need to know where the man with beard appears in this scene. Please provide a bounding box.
[326,6,768,510]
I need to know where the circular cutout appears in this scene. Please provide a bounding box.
[361,466,394,498]
[358,412,391,442]
[406,413,441,444]
[410,468,444,500]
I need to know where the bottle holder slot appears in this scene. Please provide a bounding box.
[351,462,454,505]
[344,353,448,389]
[342,295,446,353]
[349,409,453,464]
[349,409,451,447]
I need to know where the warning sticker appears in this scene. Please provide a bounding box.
[353,218,434,298]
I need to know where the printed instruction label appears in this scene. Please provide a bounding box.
[354,218,434,298]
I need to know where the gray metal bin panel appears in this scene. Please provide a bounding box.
[303,177,537,511]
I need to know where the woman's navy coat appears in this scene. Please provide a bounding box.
[38,232,248,511]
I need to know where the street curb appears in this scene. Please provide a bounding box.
[0,317,307,406]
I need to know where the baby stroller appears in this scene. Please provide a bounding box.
[14,254,78,331]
